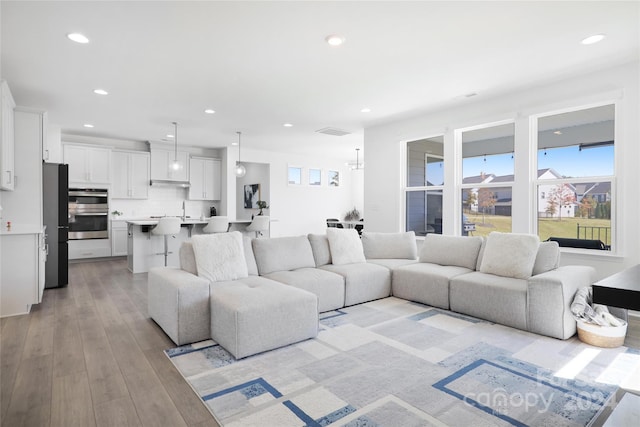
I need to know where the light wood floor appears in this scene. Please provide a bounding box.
[2,259,639,427]
[1,258,219,427]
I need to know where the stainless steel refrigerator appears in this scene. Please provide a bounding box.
[43,163,69,288]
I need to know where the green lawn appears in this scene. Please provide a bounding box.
[465,213,611,245]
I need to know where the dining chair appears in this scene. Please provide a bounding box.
[151,217,181,266]
[326,218,343,229]
[246,215,270,238]
[203,216,229,234]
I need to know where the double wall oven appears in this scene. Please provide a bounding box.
[68,188,109,239]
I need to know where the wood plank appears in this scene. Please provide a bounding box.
[144,348,214,426]
[94,397,142,427]
[129,385,188,427]
[0,314,31,421]
[50,371,96,427]
[2,354,52,426]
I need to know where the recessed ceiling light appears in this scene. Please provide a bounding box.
[67,33,89,44]
[83,124,94,128]
[553,130,563,135]
[204,109,215,114]
[166,134,174,139]
[581,34,605,45]
[93,89,108,95]
[360,108,371,113]
[283,123,293,127]
[325,34,345,46]
[231,142,238,146]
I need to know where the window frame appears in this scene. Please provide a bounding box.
[402,134,446,237]
[531,101,618,253]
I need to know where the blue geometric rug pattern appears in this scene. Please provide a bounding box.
[165,297,633,426]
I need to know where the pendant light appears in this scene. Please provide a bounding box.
[235,131,246,178]
[170,121,182,171]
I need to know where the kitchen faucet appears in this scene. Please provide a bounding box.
[181,200,186,221]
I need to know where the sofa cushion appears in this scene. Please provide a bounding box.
[392,263,472,309]
[308,234,332,267]
[320,262,391,306]
[361,231,418,260]
[450,271,528,330]
[479,232,539,279]
[264,268,345,313]
[419,234,483,270]
[367,259,418,270]
[253,235,316,275]
[179,242,198,275]
[326,228,366,265]
[243,235,259,276]
[532,241,560,276]
[191,231,248,282]
[475,237,486,271]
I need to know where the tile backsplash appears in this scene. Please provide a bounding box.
[110,186,219,219]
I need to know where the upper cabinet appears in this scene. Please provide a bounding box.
[112,150,150,199]
[0,80,16,191]
[189,157,221,200]
[63,143,111,185]
[150,148,189,182]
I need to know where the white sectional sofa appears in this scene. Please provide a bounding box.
[148,229,594,359]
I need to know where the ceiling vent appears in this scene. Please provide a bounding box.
[315,127,351,137]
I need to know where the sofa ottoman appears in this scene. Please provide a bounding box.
[210,276,319,359]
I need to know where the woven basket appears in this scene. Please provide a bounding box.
[577,319,627,348]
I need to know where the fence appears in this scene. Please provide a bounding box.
[577,224,611,249]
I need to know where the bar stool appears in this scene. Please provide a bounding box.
[246,215,270,238]
[151,217,181,266]
[203,216,229,234]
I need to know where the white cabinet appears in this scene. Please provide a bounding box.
[150,149,189,182]
[64,143,111,185]
[0,80,16,191]
[2,109,45,229]
[189,157,221,200]
[68,239,111,260]
[0,229,46,317]
[111,220,128,256]
[112,150,150,199]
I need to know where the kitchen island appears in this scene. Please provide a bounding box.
[126,218,251,273]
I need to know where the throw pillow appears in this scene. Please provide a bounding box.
[243,235,259,276]
[419,234,483,270]
[179,242,198,275]
[480,232,540,279]
[361,231,418,260]
[191,231,248,282]
[326,228,366,265]
[532,241,560,276]
[308,234,332,267]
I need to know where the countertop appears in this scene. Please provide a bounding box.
[0,225,46,236]
[126,218,252,226]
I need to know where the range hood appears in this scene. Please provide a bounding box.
[149,179,191,187]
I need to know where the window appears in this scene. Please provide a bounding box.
[288,166,302,185]
[404,136,444,235]
[460,122,514,236]
[535,104,614,250]
[309,169,321,186]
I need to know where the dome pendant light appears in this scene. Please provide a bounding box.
[235,131,246,178]
[170,121,182,171]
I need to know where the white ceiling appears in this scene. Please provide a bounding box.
[1,1,638,163]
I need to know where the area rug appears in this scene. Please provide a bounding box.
[165,297,638,427]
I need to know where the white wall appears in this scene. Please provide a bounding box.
[365,61,639,280]
[236,162,270,220]
[230,147,359,237]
